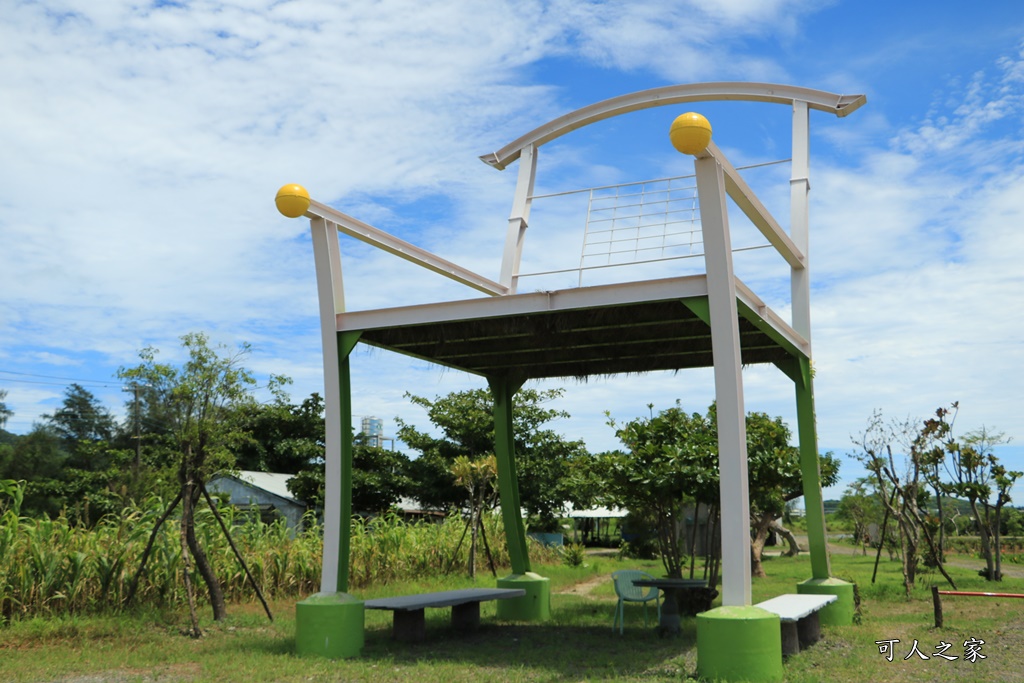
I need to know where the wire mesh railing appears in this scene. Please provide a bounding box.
[579,174,703,285]
[520,162,785,288]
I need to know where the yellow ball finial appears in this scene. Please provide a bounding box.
[275,183,311,218]
[669,112,712,155]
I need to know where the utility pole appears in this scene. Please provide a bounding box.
[122,383,144,479]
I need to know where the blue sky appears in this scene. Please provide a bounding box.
[1,0,1022,502]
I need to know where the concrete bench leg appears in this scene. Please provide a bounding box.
[797,612,821,649]
[780,621,800,656]
[392,609,426,642]
[451,601,481,631]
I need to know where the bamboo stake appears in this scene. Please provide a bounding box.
[200,485,273,621]
[180,481,201,638]
[123,491,183,608]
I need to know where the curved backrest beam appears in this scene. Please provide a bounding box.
[480,82,866,170]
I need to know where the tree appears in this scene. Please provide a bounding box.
[741,409,839,578]
[0,387,138,523]
[231,388,324,474]
[40,384,136,522]
[989,462,1021,580]
[835,478,883,554]
[930,403,1020,581]
[349,438,412,514]
[119,333,270,635]
[286,432,411,515]
[237,388,415,515]
[0,389,12,429]
[451,454,498,577]
[600,403,718,579]
[854,411,925,595]
[853,409,958,595]
[395,387,589,530]
[44,384,117,453]
[599,403,838,579]
[1003,507,1024,537]
[0,425,67,517]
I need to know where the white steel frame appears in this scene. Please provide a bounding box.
[296,82,864,602]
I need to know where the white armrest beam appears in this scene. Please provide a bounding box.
[704,142,806,270]
[306,199,508,297]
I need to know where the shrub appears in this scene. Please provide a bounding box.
[560,543,586,567]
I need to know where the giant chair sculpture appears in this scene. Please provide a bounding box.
[279,82,864,681]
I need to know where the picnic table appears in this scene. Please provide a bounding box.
[632,578,717,635]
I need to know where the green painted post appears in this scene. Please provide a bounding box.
[295,331,365,658]
[795,356,830,580]
[793,358,856,624]
[488,376,530,575]
[336,332,361,592]
[488,376,551,621]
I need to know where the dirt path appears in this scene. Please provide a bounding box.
[555,549,619,596]
[555,572,609,596]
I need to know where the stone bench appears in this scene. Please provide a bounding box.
[364,587,526,642]
[754,593,837,656]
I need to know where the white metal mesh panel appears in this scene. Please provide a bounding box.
[580,174,703,282]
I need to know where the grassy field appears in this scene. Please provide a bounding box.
[2,552,1022,683]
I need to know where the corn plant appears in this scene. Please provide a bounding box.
[0,480,559,622]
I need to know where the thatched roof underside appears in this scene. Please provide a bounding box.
[347,284,797,381]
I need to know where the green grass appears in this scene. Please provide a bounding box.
[2,552,1022,682]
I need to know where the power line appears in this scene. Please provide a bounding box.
[0,369,121,388]
[0,377,122,388]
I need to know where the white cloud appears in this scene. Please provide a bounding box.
[805,50,1024,470]
[547,0,825,82]
[0,0,1020,500]
[2,0,822,372]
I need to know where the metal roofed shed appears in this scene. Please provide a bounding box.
[564,504,629,519]
[564,504,629,547]
[207,470,307,532]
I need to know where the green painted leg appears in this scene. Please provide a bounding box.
[791,358,856,627]
[697,606,783,682]
[496,573,551,622]
[797,578,856,626]
[488,376,531,575]
[336,333,361,594]
[795,357,830,580]
[295,592,364,659]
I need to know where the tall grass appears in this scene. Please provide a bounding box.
[0,480,558,622]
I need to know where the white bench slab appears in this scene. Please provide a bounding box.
[365,588,526,642]
[754,594,836,655]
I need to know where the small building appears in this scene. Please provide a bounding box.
[392,496,447,522]
[564,504,629,546]
[207,470,307,532]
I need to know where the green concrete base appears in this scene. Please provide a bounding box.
[496,573,551,622]
[797,577,856,626]
[295,592,365,659]
[697,606,783,683]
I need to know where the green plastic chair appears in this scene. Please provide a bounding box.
[612,569,660,634]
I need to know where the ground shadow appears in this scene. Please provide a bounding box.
[356,607,701,682]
